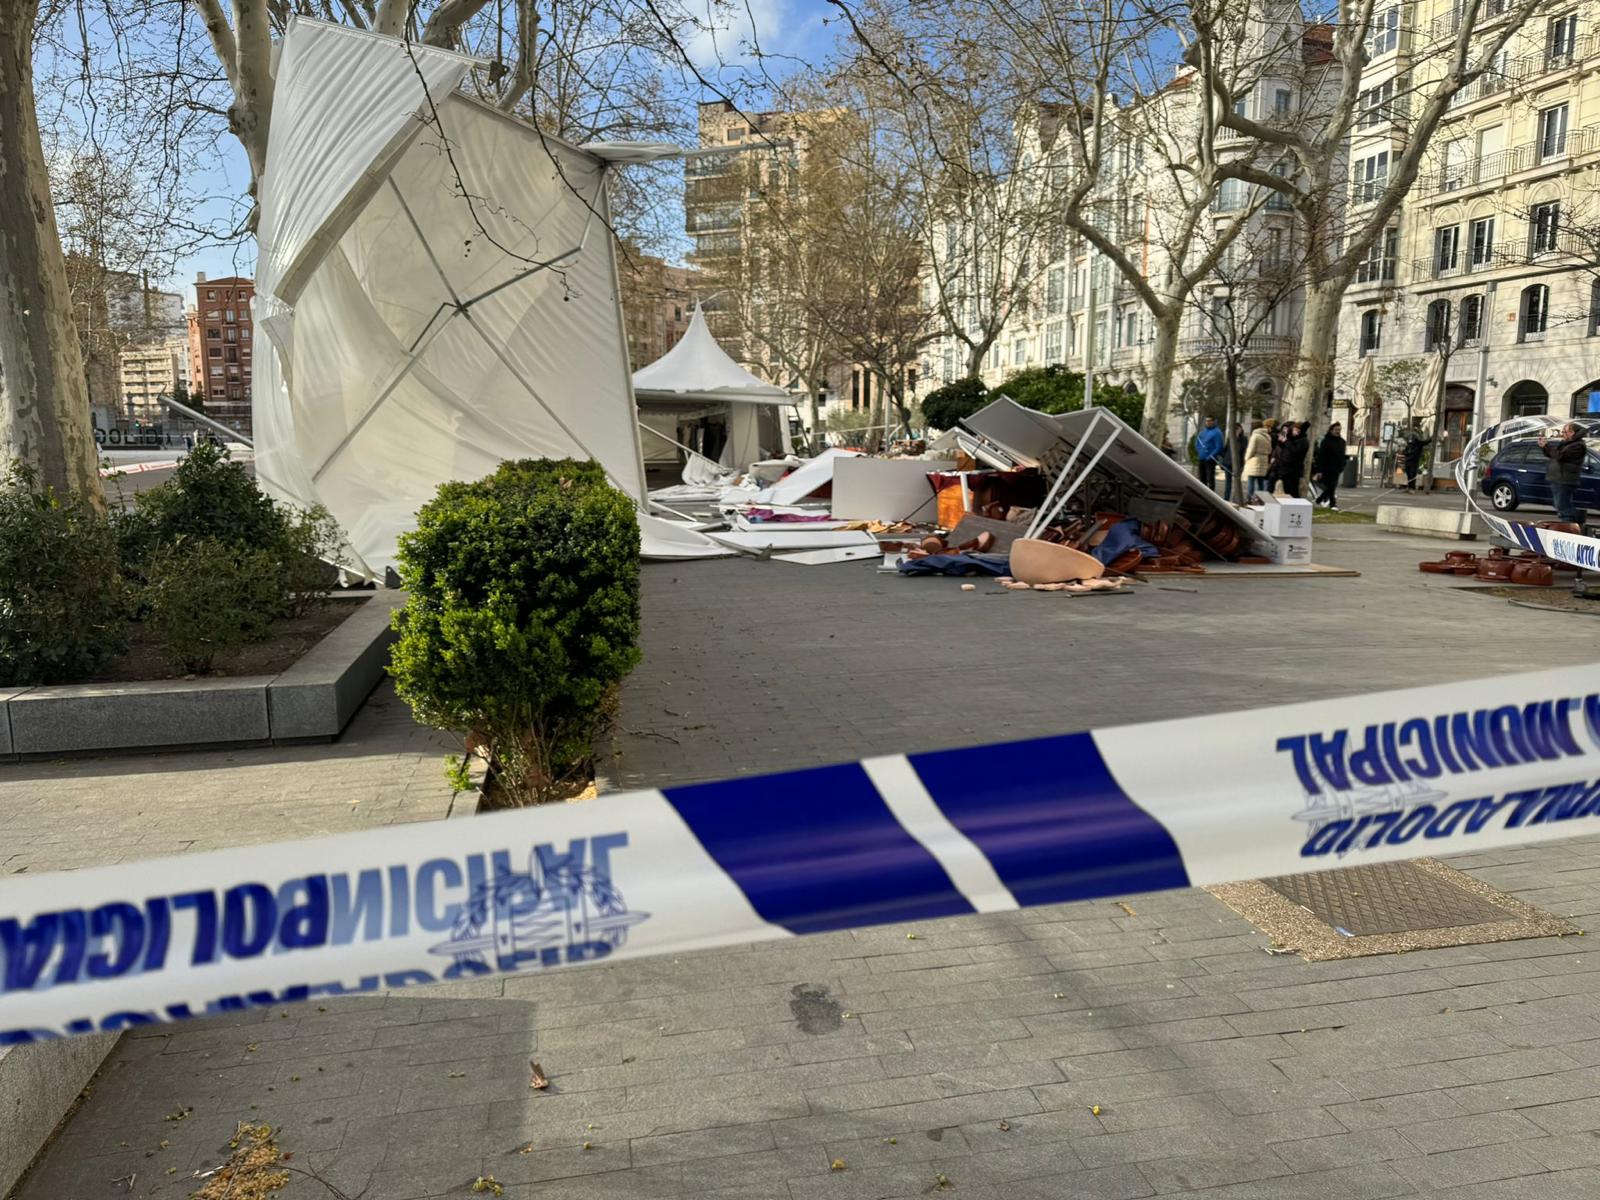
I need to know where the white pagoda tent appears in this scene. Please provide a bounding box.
[632,304,796,475]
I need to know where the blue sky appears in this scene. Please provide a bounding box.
[173,0,845,290]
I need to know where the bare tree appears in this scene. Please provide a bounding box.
[837,0,1062,380]
[1204,0,1552,423]
[0,0,106,503]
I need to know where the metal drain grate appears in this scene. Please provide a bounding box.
[1260,860,1511,937]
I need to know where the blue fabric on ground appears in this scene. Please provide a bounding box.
[897,553,1011,577]
[1089,518,1158,566]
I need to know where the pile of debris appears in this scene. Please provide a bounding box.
[1418,545,1568,586]
[645,399,1323,583]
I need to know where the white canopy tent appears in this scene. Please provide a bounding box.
[252,18,725,572]
[632,304,796,473]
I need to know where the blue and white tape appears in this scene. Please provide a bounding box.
[1455,416,1600,569]
[5,661,1600,1043]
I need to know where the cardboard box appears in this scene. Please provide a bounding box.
[1260,494,1313,538]
[1268,536,1313,565]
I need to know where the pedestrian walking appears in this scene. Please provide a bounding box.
[1312,421,1348,509]
[1279,421,1310,498]
[1539,422,1587,522]
[1401,429,1429,491]
[1267,421,1292,494]
[1194,417,1224,492]
[1243,419,1274,499]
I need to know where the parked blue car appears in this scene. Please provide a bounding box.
[1481,436,1600,512]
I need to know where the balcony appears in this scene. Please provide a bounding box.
[685,208,739,234]
[684,158,731,179]
[1178,333,1296,356]
[1428,0,1509,42]
[1423,124,1600,197]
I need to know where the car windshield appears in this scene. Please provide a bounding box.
[1498,437,1600,456]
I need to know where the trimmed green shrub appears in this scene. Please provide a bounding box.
[920,377,989,431]
[0,464,127,686]
[390,459,642,805]
[279,504,345,618]
[134,440,287,549]
[143,538,284,673]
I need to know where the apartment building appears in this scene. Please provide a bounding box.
[1338,1,1600,462]
[618,245,699,369]
[916,2,1333,437]
[118,339,191,421]
[186,274,255,433]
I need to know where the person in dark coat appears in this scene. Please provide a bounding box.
[1312,421,1348,509]
[1278,421,1310,498]
[1540,422,1587,521]
[1401,429,1429,491]
[1266,423,1290,494]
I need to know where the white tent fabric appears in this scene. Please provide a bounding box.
[253,19,724,572]
[632,305,793,404]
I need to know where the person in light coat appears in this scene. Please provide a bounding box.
[1243,419,1275,499]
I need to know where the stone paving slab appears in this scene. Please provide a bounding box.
[10,531,1600,1199]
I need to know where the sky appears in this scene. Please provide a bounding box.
[171,0,845,294]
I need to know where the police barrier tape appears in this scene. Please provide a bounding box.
[1454,415,1600,570]
[7,662,1600,1044]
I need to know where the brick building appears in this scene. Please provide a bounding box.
[186,273,255,433]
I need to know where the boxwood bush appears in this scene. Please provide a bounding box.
[389,459,642,805]
[0,464,126,686]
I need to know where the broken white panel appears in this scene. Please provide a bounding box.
[770,545,883,565]
[755,448,861,505]
[962,397,1065,466]
[831,457,956,525]
[640,512,736,559]
[705,529,878,553]
[731,515,848,532]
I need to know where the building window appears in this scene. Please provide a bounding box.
[1367,7,1399,57]
[990,343,1001,369]
[205,289,216,300]
[941,348,954,383]
[1548,12,1578,65]
[241,327,251,341]
[1045,323,1064,362]
[1460,294,1484,343]
[1469,216,1495,269]
[205,309,220,321]
[1358,79,1394,128]
[1263,228,1284,267]
[1434,225,1460,276]
[1356,227,1398,283]
[1359,309,1382,356]
[1012,338,1026,367]
[1589,281,1600,336]
[1529,200,1561,254]
[1124,310,1138,346]
[1046,266,1065,314]
[1537,103,1569,160]
[1519,284,1549,340]
[1274,88,1293,116]
[1353,151,1389,204]
[208,346,221,358]
[207,328,220,339]
[1424,299,1452,351]
[1265,163,1292,210]
[225,328,237,342]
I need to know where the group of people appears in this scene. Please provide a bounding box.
[1191,415,1349,508]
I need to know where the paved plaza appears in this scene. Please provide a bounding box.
[6,526,1600,1200]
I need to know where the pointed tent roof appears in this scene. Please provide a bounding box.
[632,304,794,405]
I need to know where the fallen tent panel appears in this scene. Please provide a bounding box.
[756,448,861,506]
[772,545,883,565]
[831,457,956,526]
[707,529,879,553]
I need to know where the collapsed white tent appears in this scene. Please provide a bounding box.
[252,18,724,573]
[632,304,795,472]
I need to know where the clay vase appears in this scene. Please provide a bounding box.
[1010,538,1105,585]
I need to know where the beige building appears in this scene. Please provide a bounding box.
[118,339,191,421]
[618,246,698,369]
[1337,2,1600,467]
[916,2,1335,440]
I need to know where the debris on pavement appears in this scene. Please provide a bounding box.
[529,1060,549,1090]
[192,1123,288,1200]
[1419,544,1570,585]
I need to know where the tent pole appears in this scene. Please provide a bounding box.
[1025,408,1105,539]
[1029,423,1121,538]
[311,307,458,482]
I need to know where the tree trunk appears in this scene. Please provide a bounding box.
[1283,278,1344,426]
[0,1,103,508]
[806,381,822,455]
[964,339,988,380]
[1139,312,1181,443]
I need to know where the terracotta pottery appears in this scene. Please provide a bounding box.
[1475,558,1515,581]
[1010,538,1105,585]
[1510,561,1554,586]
